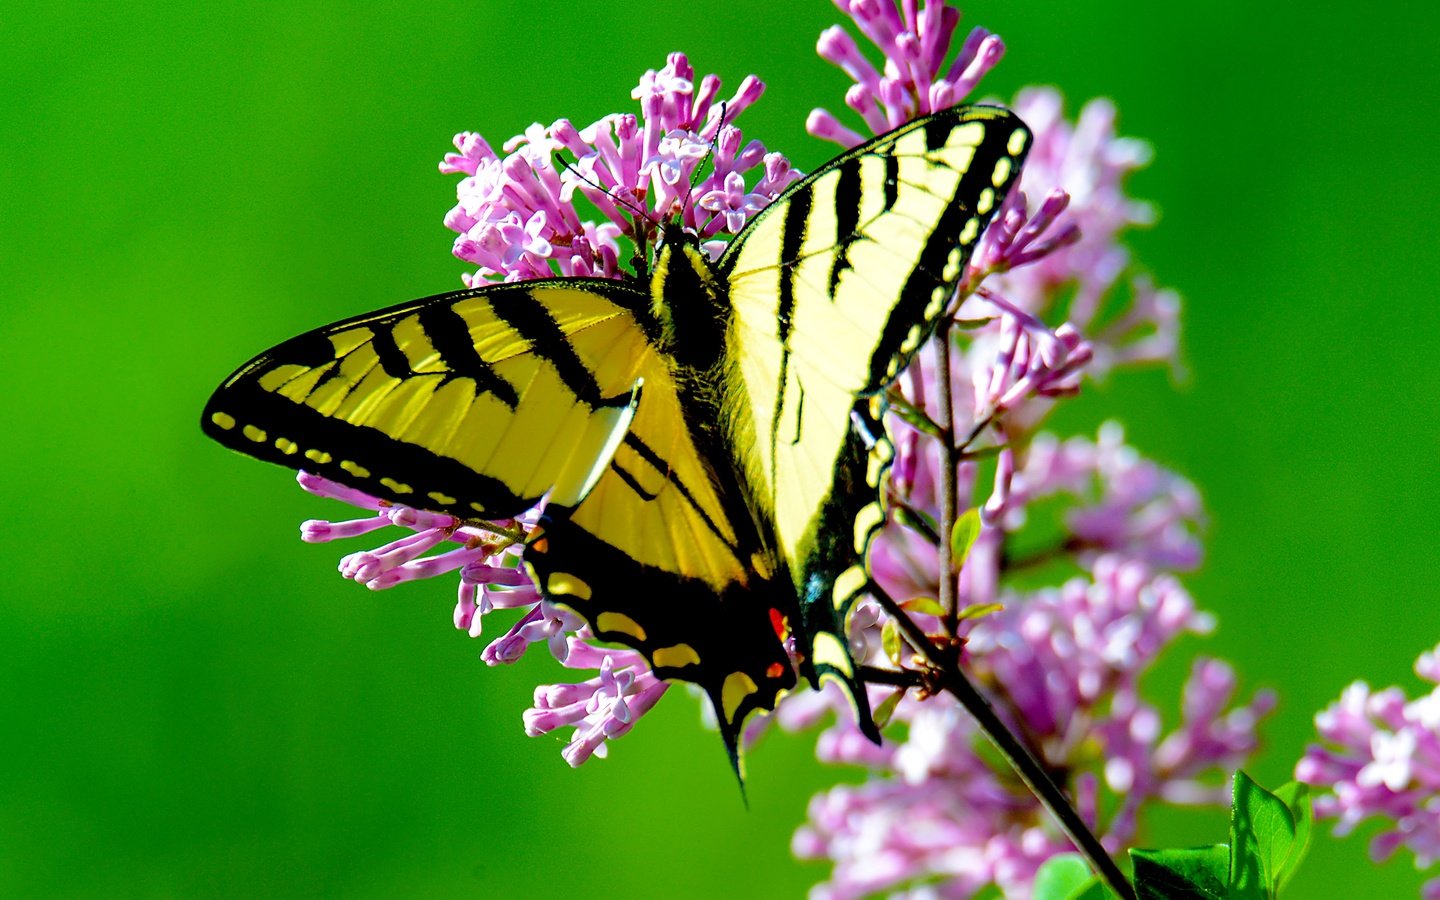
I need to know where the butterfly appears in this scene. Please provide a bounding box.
[202,104,1030,771]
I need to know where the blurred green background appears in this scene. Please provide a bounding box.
[4,1,1437,896]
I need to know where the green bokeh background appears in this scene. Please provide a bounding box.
[4,1,1437,896]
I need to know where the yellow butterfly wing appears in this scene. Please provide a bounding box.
[716,105,1031,720]
[202,279,797,763]
[202,282,652,517]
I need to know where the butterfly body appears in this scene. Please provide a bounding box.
[202,105,1030,768]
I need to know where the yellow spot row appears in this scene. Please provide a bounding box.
[209,407,489,517]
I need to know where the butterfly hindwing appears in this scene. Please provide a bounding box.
[717,105,1031,720]
[526,327,800,765]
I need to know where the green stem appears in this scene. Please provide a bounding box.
[858,665,924,688]
[934,322,960,646]
[1003,536,1096,573]
[870,584,1136,900]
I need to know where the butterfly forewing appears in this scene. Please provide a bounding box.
[203,282,657,518]
[717,105,1030,713]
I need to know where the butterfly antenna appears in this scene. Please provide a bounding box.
[700,99,730,174]
[680,100,729,230]
[557,153,655,223]
[557,152,661,279]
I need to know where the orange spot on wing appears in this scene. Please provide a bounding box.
[769,608,788,641]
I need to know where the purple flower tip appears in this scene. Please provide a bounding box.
[810,1,1005,144]
[524,647,670,766]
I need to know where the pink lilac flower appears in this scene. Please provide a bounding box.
[440,52,798,286]
[297,472,543,649]
[968,290,1093,422]
[791,558,1274,899]
[1297,644,1440,898]
[1006,423,1206,571]
[524,641,670,765]
[973,87,1174,379]
[807,0,1006,144]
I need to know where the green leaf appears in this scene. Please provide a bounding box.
[954,316,997,330]
[900,597,947,618]
[887,398,944,439]
[1130,846,1228,900]
[894,504,941,544]
[872,689,903,729]
[1270,782,1313,893]
[881,619,902,665]
[956,602,1004,621]
[950,508,983,569]
[1032,855,1098,899]
[1031,855,1123,900]
[1228,771,1296,899]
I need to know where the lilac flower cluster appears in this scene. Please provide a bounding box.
[807,0,1006,145]
[439,52,799,286]
[976,88,1174,379]
[790,558,1271,898]
[777,2,1271,896]
[1297,645,1440,899]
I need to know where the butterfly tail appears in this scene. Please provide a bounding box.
[791,402,895,744]
[795,592,882,744]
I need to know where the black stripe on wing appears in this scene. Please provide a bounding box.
[882,152,900,210]
[866,110,1027,391]
[419,302,521,406]
[766,180,815,497]
[828,155,863,295]
[495,289,608,407]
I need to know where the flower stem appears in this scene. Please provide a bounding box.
[899,313,1132,897]
[869,584,1136,900]
[934,321,960,647]
[1002,536,1095,573]
[858,664,925,688]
